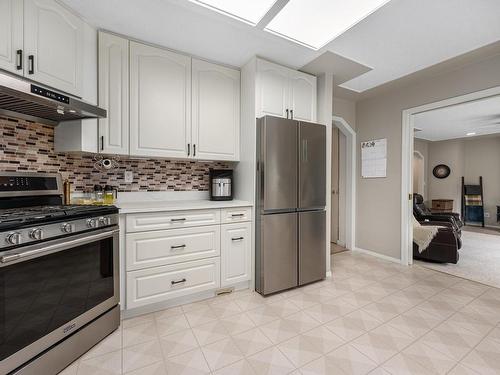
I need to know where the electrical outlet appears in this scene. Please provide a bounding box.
[124,171,134,184]
[484,212,490,218]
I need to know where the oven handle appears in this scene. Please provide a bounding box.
[0,229,119,264]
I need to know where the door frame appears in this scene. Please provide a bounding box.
[401,85,500,265]
[332,115,356,251]
[413,150,425,198]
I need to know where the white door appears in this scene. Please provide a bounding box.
[98,32,129,155]
[0,0,23,74]
[256,59,289,119]
[129,42,191,158]
[24,0,84,96]
[221,222,251,286]
[289,71,317,122]
[192,59,240,161]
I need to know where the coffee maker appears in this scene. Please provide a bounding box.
[209,169,233,201]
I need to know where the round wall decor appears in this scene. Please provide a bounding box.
[433,164,451,179]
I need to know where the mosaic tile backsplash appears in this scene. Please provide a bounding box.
[0,117,230,192]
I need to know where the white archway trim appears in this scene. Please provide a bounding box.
[401,85,500,266]
[332,115,356,251]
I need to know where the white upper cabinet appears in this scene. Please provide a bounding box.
[256,58,317,122]
[192,59,240,161]
[98,32,129,155]
[0,0,23,74]
[24,0,84,97]
[129,42,191,158]
[289,71,317,122]
[256,59,289,119]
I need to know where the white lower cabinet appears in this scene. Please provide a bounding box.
[124,206,252,310]
[127,257,220,309]
[221,222,251,287]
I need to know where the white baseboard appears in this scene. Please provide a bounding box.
[353,247,402,264]
[326,270,332,278]
[336,240,346,247]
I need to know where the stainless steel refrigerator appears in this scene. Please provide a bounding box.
[255,115,326,296]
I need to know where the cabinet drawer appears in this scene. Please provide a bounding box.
[126,226,220,270]
[127,258,220,309]
[126,209,220,232]
[221,207,252,223]
[221,222,252,287]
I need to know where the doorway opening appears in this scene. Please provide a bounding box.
[330,116,356,255]
[402,86,500,288]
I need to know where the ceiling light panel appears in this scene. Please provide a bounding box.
[265,0,391,49]
[190,0,278,25]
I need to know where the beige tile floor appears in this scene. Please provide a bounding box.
[59,251,500,375]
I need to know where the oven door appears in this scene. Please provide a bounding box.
[0,226,119,374]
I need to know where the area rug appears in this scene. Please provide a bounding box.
[416,230,500,288]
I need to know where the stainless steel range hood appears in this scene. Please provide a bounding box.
[0,71,106,126]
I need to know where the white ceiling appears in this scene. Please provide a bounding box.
[414,95,500,141]
[60,0,500,93]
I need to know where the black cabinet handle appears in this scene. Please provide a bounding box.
[286,109,289,119]
[231,213,244,217]
[100,136,104,151]
[193,144,196,157]
[171,244,186,249]
[171,218,186,222]
[231,237,244,241]
[290,109,294,119]
[16,50,23,70]
[28,55,34,74]
[171,278,186,285]
[187,143,190,156]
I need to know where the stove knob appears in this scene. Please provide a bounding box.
[98,217,111,226]
[29,228,43,240]
[6,232,22,245]
[61,223,73,233]
[87,218,97,228]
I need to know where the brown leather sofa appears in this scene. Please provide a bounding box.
[413,220,461,264]
[413,193,463,233]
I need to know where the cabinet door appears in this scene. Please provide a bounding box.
[0,0,23,74]
[24,0,84,96]
[221,222,251,287]
[98,32,129,155]
[130,42,191,158]
[256,59,289,119]
[289,71,317,122]
[192,59,240,161]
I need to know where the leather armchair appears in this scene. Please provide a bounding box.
[413,220,461,264]
[413,194,463,232]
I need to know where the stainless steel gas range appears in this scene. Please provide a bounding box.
[0,172,120,375]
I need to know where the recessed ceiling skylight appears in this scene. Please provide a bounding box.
[189,0,278,25]
[265,0,391,50]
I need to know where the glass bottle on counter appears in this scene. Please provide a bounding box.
[104,185,116,205]
[93,185,104,205]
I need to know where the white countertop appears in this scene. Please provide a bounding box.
[117,199,253,214]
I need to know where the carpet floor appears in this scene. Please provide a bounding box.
[417,230,500,288]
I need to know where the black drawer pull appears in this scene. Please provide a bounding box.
[171,218,187,222]
[231,237,244,241]
[16,50,23,70]
[171,278,186,285]
[171,244,186,249]
[231,213,244,217]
